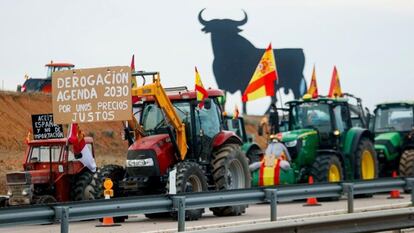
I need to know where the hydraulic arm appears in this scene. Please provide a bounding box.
[131,72,188,160]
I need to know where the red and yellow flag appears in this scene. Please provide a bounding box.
[24,130,32,144]
[328,66,343,98]
[195,67,208,108]
[242,44,278,102]
[307,65,319,98]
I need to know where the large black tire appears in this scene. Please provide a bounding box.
[246,147,262,164]
[210,144,251,216]
[171,161,208,221]
[310,154,343,183]
[97,165,127,223]
[71,170,101,201]
[399,149,414,177]
[310,154,343,201]
[98,165,125,197]
[354,138,378,180]
[35,195,56,204]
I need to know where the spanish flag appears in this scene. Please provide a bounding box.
[242,44,278,102]
[307,65,319,98]
[328,66,343,98]
[195,67,208,108]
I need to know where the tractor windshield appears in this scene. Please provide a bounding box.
[141,102,191,134]
[28,145,62,163]
[46,66,72,79]
[374,106,414,132]
[290,102,332,133]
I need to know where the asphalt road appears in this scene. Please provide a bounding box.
[0,194,411,233]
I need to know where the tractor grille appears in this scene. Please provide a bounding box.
[6,172,30,185]
[126,149,160,177]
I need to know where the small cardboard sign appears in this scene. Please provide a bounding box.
[31,114,64,140]
[52,66,132,124]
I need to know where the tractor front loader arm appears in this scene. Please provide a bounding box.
[131,73,188,160]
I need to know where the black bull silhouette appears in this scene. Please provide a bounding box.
[199,9,307,114]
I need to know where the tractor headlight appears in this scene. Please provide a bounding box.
[7,189,12,196]
[126,158,154,167]
[285,140,297,147]
[21,188,30,196]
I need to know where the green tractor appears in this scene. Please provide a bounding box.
[223,115,263,163]
[258,95,379,185]
[372,102,414,177]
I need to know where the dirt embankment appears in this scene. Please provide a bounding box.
[0,91,128,192]
[0,91,267,193]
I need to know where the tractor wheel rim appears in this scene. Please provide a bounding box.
[187,174,203,192]
[362,150,375,179]
[228,159,245,189]
[328,164,340,182]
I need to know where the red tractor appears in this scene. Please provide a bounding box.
[6,137,100,205]
[99,72,251,220]
[18,61,75,93]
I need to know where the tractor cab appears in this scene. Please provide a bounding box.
[277,95,377,183]
[6,137,95,205]
[372,102,414,176]
[287,97,351,151]
[19,62,74,93]
[45,62,75,79]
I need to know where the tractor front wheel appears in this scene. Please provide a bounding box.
[35,195,56,204]
[210,144,251,216]
[399,149,414,177]
[355,138,378,180]
[171,161,208,221]
[97,165,127,223]
[71,170,101,201]
[310,154,343,183]
[246,147,262,164]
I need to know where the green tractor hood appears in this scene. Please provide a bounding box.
[279,129,319,168]
[375,132,402,161]
[280,128,318,142]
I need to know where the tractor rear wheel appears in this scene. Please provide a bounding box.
[171,161,208,221]
[355,138,378,180]
[210,144,251,216]
[310,154,343,183]
[97,165,127,223]
[399,149,414,177]
[71,170,101,201]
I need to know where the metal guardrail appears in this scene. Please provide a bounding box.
[188,207,414,233]
[0,177,413,233]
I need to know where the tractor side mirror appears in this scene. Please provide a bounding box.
[204,98,212,110]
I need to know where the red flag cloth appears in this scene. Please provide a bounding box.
[242,43,278,102]
[195,67,208,108]
[68,123,96,172]
[328,66,343,98]
[131,54,139,103]
[130,54,135,71]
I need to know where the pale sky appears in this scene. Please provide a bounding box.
[1,0,413,114]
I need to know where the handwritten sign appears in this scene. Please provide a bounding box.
[52,66,132,124]
[31,114,64,140]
